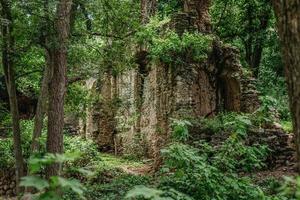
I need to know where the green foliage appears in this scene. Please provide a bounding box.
[0,102,10,128]
[257,177,282,197]
[64,136,98,167]
[20,153,86,200]
[64,135,146,186]
[158,0,183,17]
[126,185,192,200]
[65,83,90,118]
[0,120,46,169]
[150,31,213,64]
[171,119,191,142]
[211,0,275,67]
[277,177,300,200]
[74,175,151,200]
[0,138,14,169]
[252,96,280,126]
[212,135,268,172]
[200,112,252,136]
[21,120,47,158]
[281,121,293,133]
[125,115,269,200]
[135,17,213,65]
[158,142,268,200]
[258,76,290,122]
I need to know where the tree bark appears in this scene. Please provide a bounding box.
[46,0,73,178]
[31,53,51,152]
[0,0,25,193]
[272,0,300,171]
[244,9,270,78]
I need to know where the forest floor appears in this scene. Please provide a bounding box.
[120,164,152,176]
[256,166,296,179]
[0,152,297,200]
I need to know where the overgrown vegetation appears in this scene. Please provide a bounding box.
[0,0,298,199]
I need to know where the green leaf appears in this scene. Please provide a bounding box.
[126,185,171,200]
[20,176,49,191]
[50,176,84,196]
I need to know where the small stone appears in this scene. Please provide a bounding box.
[6,189,12,195]
[3,185,8,190]
[10,183,15,189]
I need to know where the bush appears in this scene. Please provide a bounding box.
[159,142,267,200]
[0,138,14,168]
[199,112,252,136]
[64,136,99,167]
[21,153,86,200]
[0,120,47,169]
[126,141,269,200]
[126,115,270,200]
[134,17,213,65]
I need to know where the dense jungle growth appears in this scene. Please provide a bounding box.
[0,0,300,199]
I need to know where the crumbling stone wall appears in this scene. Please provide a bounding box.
[0,169,16,197]
[241,77,261,113]
[193,128,295,169]
[83,73,118,151]
[248,129,295,168]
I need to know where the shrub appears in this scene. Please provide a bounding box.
[126,141,268,200]
[64,136,99,167]
[199,112,252,136]
[21,153,86,200]
[171,119,192,142]
[159,142,267,200]
[0,137,14,168]
[126,114,270,200]
[134,17,213,66]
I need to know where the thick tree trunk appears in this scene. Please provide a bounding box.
[0,0,25,193]
[46,0,72,178]
[272,0,300,171]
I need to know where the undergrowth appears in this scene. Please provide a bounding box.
[0,115,297,199]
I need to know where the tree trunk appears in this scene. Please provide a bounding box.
[244,9,270,78]
[0,0,25,193]
[272,0,300,171]
[31,53,51,152]
[46,0,73,178]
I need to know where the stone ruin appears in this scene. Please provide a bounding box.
[0,1,295,196]
[60,0,292,171]
[77,0,262,160]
